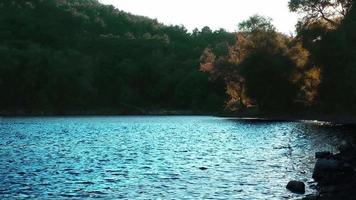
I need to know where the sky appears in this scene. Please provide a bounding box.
[99,0,300,34]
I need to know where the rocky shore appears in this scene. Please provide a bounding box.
[288,142,356,200]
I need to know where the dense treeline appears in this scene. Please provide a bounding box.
[0,0,234,114]
[200,15,320,112]
[296,0,356,113]
[0,0,355,116]
[201,0,356,115]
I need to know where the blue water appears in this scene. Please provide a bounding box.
[0,116,352,199]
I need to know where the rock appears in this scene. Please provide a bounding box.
[315,151,332,159]
[313,159,340,182]
[312,158,354,184]
[309,183,318,190]
[332,152,342,160]
[314,159,339,171]
[309,142,356,200]
[286,180,305,194]
[302,194,319,200]
[199,167,208,170]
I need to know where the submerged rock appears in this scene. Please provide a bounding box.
[199,167,208,170]
[286,180,305,194]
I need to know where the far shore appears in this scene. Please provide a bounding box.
[1,110,356,126]
[221,112,356,126]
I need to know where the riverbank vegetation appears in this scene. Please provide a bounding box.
[0,0,355,116]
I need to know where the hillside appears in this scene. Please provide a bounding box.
[0,0,235,114]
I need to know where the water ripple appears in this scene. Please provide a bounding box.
[0,116,353,199]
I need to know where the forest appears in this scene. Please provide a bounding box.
[0,0,355,116]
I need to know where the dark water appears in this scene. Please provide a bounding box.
[0,116,353,199]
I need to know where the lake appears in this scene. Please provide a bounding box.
[0,116,353,199]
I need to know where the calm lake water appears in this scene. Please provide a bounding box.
[0,116,354,199]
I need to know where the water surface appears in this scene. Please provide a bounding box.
[0,116,353,199]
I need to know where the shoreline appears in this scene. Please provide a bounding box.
[0,110,218,117]
[219,111,356,125]
[2,112,355,126]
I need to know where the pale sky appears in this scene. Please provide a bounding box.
[99,0,300,34]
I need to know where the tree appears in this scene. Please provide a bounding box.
[238,16,298,111]
[238,15,276,33]
[289,0,356,113]
[0,0,234,114]
[289,0,353,26]
[240,50,297,110]
[316,0,356,112]
[201,15,301,112]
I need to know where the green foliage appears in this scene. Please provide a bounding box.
[2,0,354,115]
[316,1,356,112]
[238,15,276,33]
[201,15,302,112]
[288,0,352,26]
[290,0,356,113]
[240,50,297,110]
[0,0,233,114]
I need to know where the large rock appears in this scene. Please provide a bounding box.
[314,159,339,171]
[312,159,340,182]
[286,180,305,194]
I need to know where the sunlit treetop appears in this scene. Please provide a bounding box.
[288,0,353,26]
[238,15,276,33]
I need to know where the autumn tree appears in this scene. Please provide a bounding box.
[201,15,307,112]
[237,16,300,111]
[290,0,356,113]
